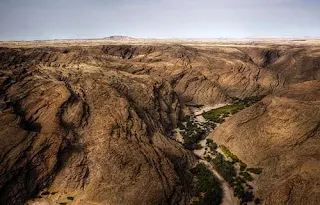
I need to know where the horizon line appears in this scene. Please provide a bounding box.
[1,36,320,42]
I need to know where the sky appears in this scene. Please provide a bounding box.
[0,0,319,40]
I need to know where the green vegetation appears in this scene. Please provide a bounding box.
[240,171,253,181]
[220,145,239,163]
[202,103,245,122]
[247,168,263,175]
[239,161,247,171]
[181,128,205,149]
[191,163,223,205]
[179,117,206,150]
[232,177,245,198]
[177,98,264,204]
[210,145,261,202]
[211,153,236,183]
[204,155,212,162]
[67,196,74,200]
[234,183,245,199]
[210,123,217,129]
[59,203,67,205]
[206,139,217,152]
[202,96,263,123]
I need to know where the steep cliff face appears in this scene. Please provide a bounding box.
[209,80,320,205]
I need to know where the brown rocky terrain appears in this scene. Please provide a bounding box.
[0,40,319,205]
[209,80,320,205]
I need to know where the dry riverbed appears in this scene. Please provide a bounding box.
[175,104,262,205]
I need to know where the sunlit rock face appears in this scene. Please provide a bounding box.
[209,80,320,205]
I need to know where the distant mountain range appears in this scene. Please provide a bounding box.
[103,35,135,40]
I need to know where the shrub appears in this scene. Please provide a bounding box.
[206,139,217,152]
[67,196,74,200]
[212,153,236,183]
[240,164,246,171]
[239,161,247,171]
[206,139,214,144]
[209,143,217,152]
[220,145,239,163]
[210,123,217,129]
[204,155,212,162]
[194,143,203,150]
[240,171,253,181]
[247,168,263,175]
[62,49,69,54]
[242,191,254,203]
[181,121,206,150]
[233,183,245,198]
[234,176,246,184]
[232,176,246,199]
[191,163,223,205]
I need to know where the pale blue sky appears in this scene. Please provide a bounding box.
[0,0,319,40]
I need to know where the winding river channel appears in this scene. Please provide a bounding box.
[176,104,259,205]
[193,105,238,205]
